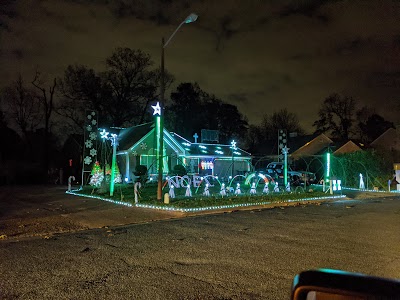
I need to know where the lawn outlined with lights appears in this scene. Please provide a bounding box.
[67,184,347,212]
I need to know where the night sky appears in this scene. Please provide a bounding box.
[1,0,400,132]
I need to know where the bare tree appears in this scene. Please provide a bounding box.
[260,108,304,140]
[31,70,57,179]
[2,74,41,139]
[313,93,356,140]
[102,48,157,127]
[57,65,103,132]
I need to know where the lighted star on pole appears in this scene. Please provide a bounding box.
[231,140,237,150]
[152,102,161,116]
[100,129,109,140]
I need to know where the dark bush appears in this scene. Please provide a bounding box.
[172,164,187,176]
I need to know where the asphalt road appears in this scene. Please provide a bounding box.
[0,194,400,299]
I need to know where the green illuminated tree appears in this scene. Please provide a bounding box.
[89,161,104,187]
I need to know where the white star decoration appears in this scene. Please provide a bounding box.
[151,102,161,116]
[231,140,237,150]
[100,129,109,140]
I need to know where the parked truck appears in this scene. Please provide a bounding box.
[266,162,316,186]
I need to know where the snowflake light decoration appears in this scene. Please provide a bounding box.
[91,111,95,116]
[140,142,147,150]
[86,125,92,132]
[90,132,97,140]
[87,114,92,120]
[132,150,138,156]
[90,148,97,156]
[84,156,92,165]
[85,140,93,148]
[91,119,97,125]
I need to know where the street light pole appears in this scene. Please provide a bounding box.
[157,13,198,201]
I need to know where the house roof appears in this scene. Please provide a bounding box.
[370,127,400,148]
[118,122,154,151]
[333,140,362,155]
[170,132,252,158]
[116,123,251,159]
[291,133,333,158]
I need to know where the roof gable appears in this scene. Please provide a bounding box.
[118,124,185,156]
[118,122,154,151]
[291,133,333,157]
[333,140,362,155]
[370,127,397,147]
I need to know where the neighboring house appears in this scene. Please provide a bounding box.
[116,122,252,182]
[291,133,333,159]
[333,140,363,155]
[370,125,400,161]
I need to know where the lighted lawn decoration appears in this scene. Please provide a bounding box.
[134,181,141,204]
[99,129,119,196]
[359,173,365,189]
[89,160,121,188]
[250,182,257,194]
[160,172,276,199]
[89,161,104,187]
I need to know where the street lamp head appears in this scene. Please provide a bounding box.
[185,13,198,24]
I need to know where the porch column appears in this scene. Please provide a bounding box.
[125,153,130,182]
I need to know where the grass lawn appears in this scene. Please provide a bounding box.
[71,183,341,211]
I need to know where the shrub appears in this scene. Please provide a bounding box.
[172,164,187,176]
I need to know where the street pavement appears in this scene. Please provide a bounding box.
[0,185,185,239]
[0,186,399,299]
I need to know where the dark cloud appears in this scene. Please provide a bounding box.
[11,49,23,60]
[1,0,400,133]
[335,37,374,56]
[0,0,18,32]
[278,0,338,19]
[366,71,400,89]
[227,93,248,104]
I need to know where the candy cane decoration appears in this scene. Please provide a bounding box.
[68,176,75,192]
[134,182,142,204]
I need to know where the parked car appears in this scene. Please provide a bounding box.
[266,162,316,186]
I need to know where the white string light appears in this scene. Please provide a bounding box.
[66,189,345,212]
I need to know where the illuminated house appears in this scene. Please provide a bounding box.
[116,122,252,182]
